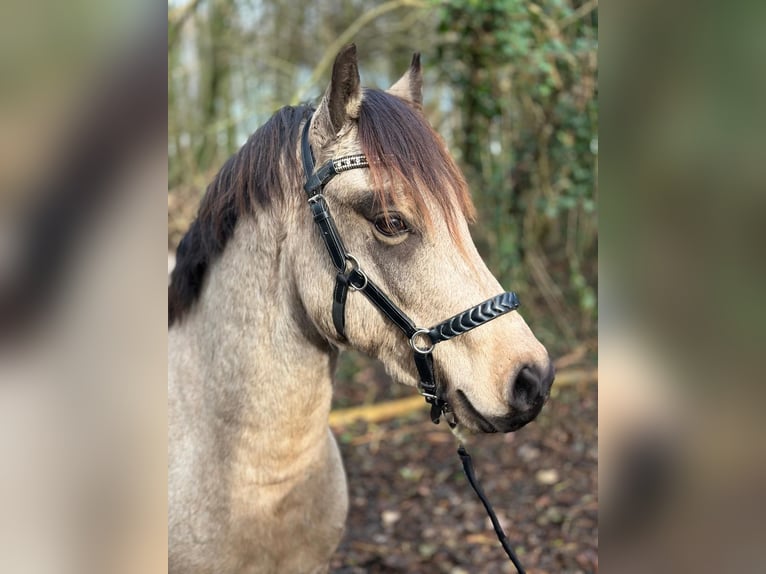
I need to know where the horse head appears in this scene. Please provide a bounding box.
[293,45,554,433]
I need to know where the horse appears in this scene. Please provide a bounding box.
[168,44,554,574]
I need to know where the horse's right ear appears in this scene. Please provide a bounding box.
[387,52,423,109]
[313,44,362,142]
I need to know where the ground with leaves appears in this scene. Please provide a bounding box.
[328,355,598,574]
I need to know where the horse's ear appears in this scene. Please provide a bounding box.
[387,52,423,108]
[314,44,362,139]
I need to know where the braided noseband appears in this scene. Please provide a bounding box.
[429,291,520,344]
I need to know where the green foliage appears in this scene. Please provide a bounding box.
[434,0,597,350]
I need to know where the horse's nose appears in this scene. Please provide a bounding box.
[508,361,555,413]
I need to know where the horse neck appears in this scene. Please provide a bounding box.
[175,213,338,476]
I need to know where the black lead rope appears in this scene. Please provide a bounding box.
[458,445,526,574]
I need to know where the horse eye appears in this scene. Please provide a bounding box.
[373,214,409,237]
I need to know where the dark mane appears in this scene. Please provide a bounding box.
[168,105,312,326]
[169,90,475,326]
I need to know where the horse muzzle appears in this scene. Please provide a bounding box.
[452,361,555,433]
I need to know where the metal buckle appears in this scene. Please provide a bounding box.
[307,193,324,204]
[409,328,434,354]
[419,378,437,400]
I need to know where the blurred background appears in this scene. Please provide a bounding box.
[168,1,598,572]
[5,0,763,572]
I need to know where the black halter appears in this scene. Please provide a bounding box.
[301,119,528,573]
[300,119,520,424]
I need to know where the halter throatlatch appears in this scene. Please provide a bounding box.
[301,117,526,573]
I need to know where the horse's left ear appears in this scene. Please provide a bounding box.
[387,53,423,108]
[313,44,363,141]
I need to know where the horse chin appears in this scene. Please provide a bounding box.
[450,390,500,434]
[449,389,547,434]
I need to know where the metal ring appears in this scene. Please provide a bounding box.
[344,254,360,273]
[409,328,434,354]
[348,269,368,291]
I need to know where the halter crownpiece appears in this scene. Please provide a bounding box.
[300,116,527,573]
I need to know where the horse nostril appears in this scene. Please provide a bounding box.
[509,364,551,411]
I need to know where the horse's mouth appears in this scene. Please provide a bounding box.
[451,389,547,434]
[452,390,499,433]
